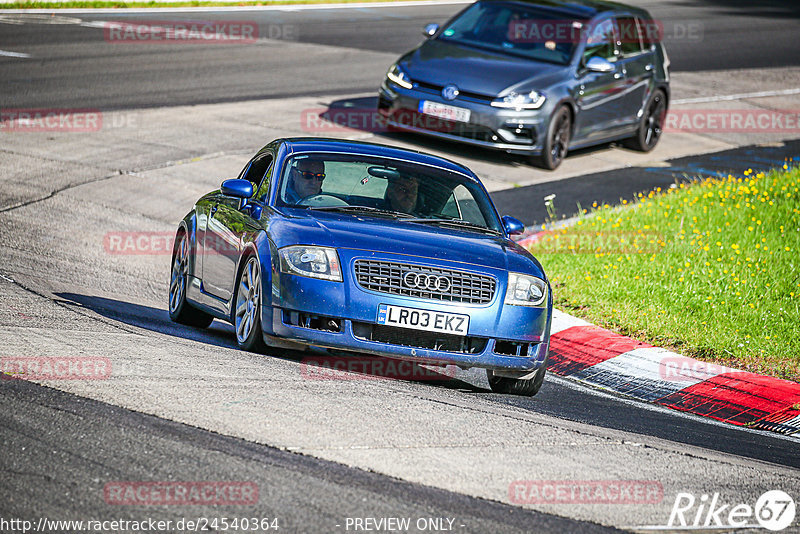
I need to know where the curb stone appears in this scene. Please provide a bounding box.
[514,233,800,436]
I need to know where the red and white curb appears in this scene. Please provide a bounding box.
[548,309,800,436]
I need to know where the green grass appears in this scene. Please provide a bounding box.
[528,164,800,382]
[1,0,410,8]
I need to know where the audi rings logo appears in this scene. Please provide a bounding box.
[402,271,451,293]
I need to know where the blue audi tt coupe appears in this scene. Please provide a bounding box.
[169,138,552,395]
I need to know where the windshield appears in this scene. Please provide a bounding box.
[438,1,582,65]
[277,153,502,233]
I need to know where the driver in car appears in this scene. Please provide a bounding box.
[286,158,325,204]
[384,175,419,214]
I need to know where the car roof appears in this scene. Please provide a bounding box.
[493,0,650,19]
[279,137,477,179]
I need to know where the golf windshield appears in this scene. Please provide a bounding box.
[438,1,582,65]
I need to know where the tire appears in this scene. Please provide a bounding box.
[624,89,667,152]
[537,106,571,170]
[487,358,548,396]
[232,254,267,353]
[168,231,214,328]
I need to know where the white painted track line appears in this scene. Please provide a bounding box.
[673,87,800,104]
[0,49,30,57]
[0,0,471,14]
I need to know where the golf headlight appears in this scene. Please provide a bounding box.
[491,91,546,110]
[505,273,548,307]
[279,246,342,282]
[386,64,413,90]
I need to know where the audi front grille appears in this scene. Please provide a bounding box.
[353,259,496,305]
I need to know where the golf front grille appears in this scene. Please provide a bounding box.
[353,259,495,305]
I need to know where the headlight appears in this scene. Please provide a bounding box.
[386,64,413,90]
[279,246,342,282]
[491,91,546,110]
[505,273,548,307]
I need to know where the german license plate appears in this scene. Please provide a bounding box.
[419,100,471,123]
[377,304,469,336]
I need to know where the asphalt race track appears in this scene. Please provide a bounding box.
[1,0,799,109]
[1,1,799,532]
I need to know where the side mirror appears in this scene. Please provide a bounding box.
[585,56,615,73]
[423,23,439,38]
[502,215,525,236]
[220,179,253,199]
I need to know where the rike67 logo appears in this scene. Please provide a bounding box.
[666,490,796,531]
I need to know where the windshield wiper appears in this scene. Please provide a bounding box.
[404,218,501,235]
[309,205,414,218]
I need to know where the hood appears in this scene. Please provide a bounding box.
[401,39,569,97]
[270,209,542,275]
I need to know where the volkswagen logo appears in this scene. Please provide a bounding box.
[403,271,451,293]
[442,84,459,101]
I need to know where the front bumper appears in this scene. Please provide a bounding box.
[378,80,548,155]
[269,315,549,372]
[265,248,551,372]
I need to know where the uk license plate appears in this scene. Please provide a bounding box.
[377,304,469,336]
[419,100,471,123]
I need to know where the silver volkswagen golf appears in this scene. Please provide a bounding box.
[378,0,670,169]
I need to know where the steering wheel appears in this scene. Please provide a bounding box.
[297,194,350,208]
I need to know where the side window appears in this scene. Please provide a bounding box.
[583,19,617,62]
[255,161,274,202]
[617,17,643,56]
[438,185,486,225]
[640,17,660,49]
[441,193,461,219]
[239,155,273,199]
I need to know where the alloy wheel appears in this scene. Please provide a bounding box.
[169,234,188,314]
[644,94,666,148]
[235,257,261,343]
